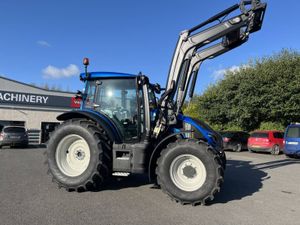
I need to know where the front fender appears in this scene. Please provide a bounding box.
[148,115,224,182]
[57,110,122,143]
[148,132,187,182]
[177,114,223,152]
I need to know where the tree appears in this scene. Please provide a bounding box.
[184,49,300,131]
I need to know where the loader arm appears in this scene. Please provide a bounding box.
[176,35,248,111]
[154,0,267,137]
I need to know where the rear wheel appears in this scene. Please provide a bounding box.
[271,145,280,155]
[220,152,227,170]
[55,134,91,177]
[156,139,224,205]
[47,119,112,191]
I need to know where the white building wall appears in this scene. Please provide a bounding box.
[0,76,78,144]
[0,108,62,129]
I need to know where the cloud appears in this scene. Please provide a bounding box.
[37,40,51,47]
[211,65,249,81]
[42,64,80,79]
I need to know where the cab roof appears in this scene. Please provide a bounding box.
[80,72,137,80]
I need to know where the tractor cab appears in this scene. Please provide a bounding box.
[79,71,158,143]
[81,72,139,142]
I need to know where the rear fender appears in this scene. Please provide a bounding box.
[57,110,122,143]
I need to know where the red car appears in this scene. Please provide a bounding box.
[247,130,284,155]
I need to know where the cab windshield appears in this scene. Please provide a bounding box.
[83,78,138,141]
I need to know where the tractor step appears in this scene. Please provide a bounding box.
[112,172,130,177]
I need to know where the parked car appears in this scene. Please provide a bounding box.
[219,131,249,152]
[284,124,300,158]
[248,130,284,155]
[0,126,28,148]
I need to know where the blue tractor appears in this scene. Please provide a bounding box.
[47,0,267,205]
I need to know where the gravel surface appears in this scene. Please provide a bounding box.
[0,148,299,225]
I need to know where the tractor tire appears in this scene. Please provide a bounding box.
[46,119,112,192]
[156,139,224,205]
[220,152,227,170]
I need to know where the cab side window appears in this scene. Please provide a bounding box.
[95,79,138,142]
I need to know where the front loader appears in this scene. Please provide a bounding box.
[46,0,267,205]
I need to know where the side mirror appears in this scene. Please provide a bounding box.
[75,90,87,101]
[75,90,83,100]
[154,83,162,94]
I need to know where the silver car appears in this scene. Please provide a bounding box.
[0,126,28,148]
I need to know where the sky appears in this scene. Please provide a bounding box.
[0,0,299,94]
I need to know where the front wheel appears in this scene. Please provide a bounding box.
[156,139,224,205]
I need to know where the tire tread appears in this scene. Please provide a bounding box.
[46,119,112,192]
[156,139,224,206]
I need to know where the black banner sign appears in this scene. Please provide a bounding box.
[0,91,80,109]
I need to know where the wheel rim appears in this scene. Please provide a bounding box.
[273,145,280,155]
[55,134,91,177]
[169,154,207,192]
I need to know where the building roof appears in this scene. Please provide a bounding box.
[0,75,75,96]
